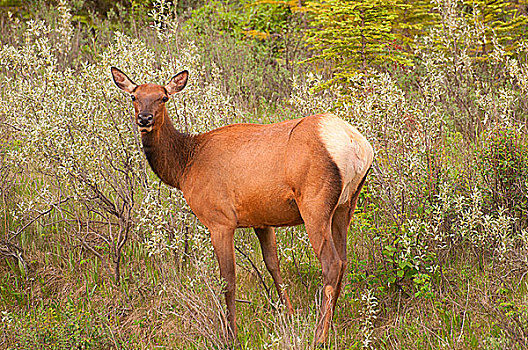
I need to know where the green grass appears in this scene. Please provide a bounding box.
[3,214,526,349]
[1,0,528,349]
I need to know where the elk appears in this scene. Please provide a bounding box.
[111,67,374,345]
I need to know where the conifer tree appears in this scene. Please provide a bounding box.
[394,0,438,48]
[463,0,528,58]
[304,0,419,89]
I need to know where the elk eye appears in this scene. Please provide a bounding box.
[131,95,136,101]
[162,96,169,102]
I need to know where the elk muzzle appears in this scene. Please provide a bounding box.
[137,112,153,133]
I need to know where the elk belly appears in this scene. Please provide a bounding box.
[318,114,369,206]
[234,188,303,228]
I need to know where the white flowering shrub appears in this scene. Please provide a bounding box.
[288,1,528,323]
[359,288,379,349]
[0,0,243,285]
[1,0,528,347]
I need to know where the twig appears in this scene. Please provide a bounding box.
[10,197,71,241]
[234,244,271,300]
[235,299,251,304]
[0,240,27,274]
[371,160,402,228]
[291,229,308,288]
[456,279,470,344]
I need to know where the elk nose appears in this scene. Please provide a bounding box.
[138,113,153,126]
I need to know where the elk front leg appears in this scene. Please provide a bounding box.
[254,227,294,314]
[210,226,237,342]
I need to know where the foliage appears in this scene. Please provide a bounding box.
[2,300,111,349]
[304,0,412,89]
[393,0,437,47]
[461,0,528,59]
[1,0,528,348]
[291,6,528,340]
[303,0,528,93]
[0,7,236,282]
[183,0,307,110]
[477,126,528,228]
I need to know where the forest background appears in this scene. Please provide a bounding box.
[0,0,527,348]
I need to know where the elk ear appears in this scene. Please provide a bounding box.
[165,70,189,95]
[111,67,137,93]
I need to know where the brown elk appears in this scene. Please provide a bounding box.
[111,67,374,345]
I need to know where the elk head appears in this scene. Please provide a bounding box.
[111,67,189,135]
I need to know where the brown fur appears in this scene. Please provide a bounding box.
[111,67,374,345]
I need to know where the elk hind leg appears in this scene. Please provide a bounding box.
[332,173,368,263]
[331,175,368,312]
[298,202,344,344]
[255,227,294,314]
[329,204,351,312]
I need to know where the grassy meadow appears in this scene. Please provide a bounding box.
[0,0,527,349]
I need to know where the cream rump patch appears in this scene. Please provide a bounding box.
[318,114,373,205]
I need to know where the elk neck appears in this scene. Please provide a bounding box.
[140,107,196,190]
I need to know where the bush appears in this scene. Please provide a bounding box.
[2,300,111,349]
[2,0,528,348]
[478,127,528,229]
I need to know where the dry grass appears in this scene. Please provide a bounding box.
[1,1,528,349]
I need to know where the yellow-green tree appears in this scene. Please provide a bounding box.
[463,0,528,59]
[304,0,423,89]
[394,0,437,48]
